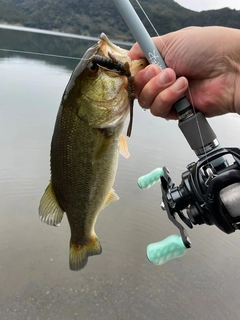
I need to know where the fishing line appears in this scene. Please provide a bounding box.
[0,48,81,60]
[0,9,209,158]
[135,0,160,37]
[134,0,209,159]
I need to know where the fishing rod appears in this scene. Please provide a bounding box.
[113,0,240,265]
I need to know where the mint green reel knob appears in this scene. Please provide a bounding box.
[138,167,164,189]
[147,235,187,265]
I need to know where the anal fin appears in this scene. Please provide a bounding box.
[101,188,119,210]
[39,182,64,227]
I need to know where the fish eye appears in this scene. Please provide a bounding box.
[88,63,99,73]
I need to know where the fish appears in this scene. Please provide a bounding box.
[39,33,147,271]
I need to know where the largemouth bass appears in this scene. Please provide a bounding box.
[39,33,147,271]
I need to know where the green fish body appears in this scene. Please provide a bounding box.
[39,34,146,270]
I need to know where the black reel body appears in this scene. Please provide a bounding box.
[161,147,240,245]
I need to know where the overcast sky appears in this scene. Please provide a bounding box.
[174,0,240,11]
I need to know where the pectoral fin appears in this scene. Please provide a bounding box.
[92,128,113,164]
[92,131,105,164]
[119,133,130,158]
[101,188,119,210]
[39,182,64,226]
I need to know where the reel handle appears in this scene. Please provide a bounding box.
[138,169,188,265]
[137,168,164,189]
[147,235,187,265]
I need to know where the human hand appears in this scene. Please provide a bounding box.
[128,26,240,119]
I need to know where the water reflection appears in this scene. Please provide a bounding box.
[1,28,240,320]
[0,26,131,71]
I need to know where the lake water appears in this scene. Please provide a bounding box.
[1,27,240,320]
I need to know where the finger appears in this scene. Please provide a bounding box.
[150,77,189,118]
[128,42,146,60]
[137,68,177,108]
[134,64,161,96]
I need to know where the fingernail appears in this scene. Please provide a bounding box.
[172,77,188,91]
[159,69,172,84]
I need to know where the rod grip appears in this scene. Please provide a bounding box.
[178,112,217,153]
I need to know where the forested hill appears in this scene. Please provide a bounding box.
[0,0,240,41]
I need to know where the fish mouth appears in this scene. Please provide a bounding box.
[98,33,131,65]
[99,33,127,54]
[98,33,148,73]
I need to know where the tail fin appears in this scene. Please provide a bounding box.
[69,237,102,271]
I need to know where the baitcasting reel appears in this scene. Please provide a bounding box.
[113,0,240,265]
[138,146,240,265]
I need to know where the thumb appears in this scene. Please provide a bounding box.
[128,32,175,62]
